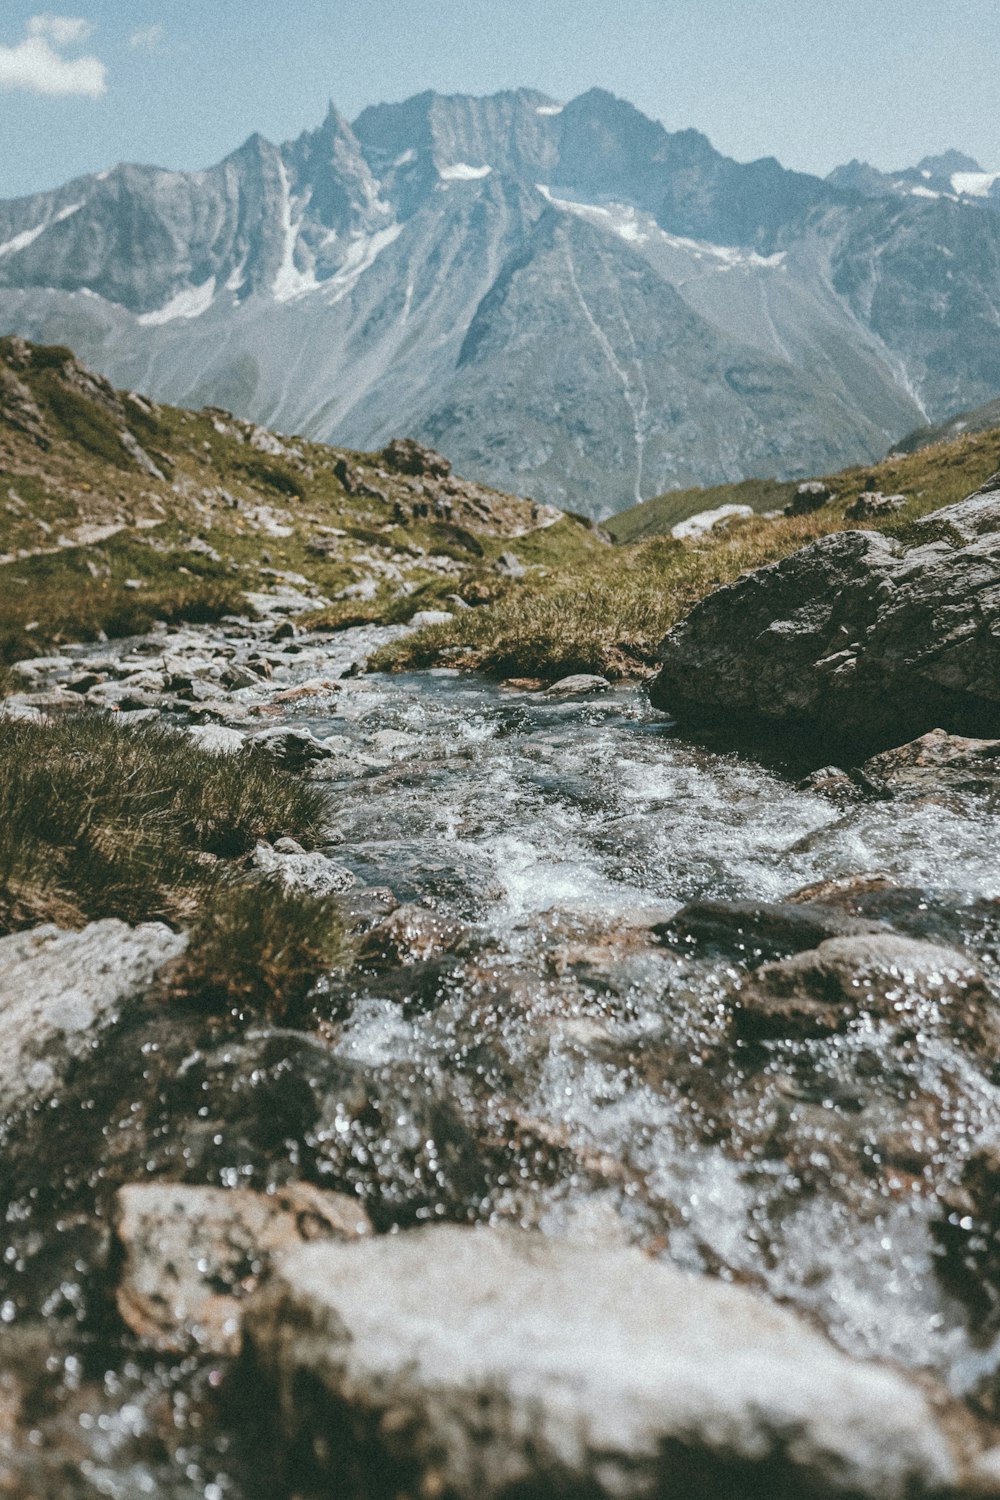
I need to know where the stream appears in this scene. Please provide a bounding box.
[4,622,1000,1497]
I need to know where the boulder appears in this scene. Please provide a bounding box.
[649,492,1000,754]
[0,921,186,1122]
[381,438,451,480]
[114,1182,370,1355]
[784,480,833,515]
[244,1225,975,1499]
[734,932,996,1045]
[846,490,907,520]
[858,728,1000,799]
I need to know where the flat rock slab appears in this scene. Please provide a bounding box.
[114,1182,370,1355]
[244,1225,980,1499]
[0,920,185,1124]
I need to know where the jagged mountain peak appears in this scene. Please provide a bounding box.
[916,149,983,176]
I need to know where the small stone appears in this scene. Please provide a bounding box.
[408,609,454,629]
[243,725,333,771]
[545,674,611,698]
[252,842,355,896]
[187,723,246,755]
[494,550,526,578]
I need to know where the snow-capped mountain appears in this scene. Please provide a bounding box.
[1,88,999,515]
[827,149,1000,211]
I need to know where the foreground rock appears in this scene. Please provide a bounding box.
[114,1182,370,1354]
[245,1226,984,1500]
[0,920,185,1123]
[649,485,1000,753]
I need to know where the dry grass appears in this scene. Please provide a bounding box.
[371,433,1000,683]
[0,713,347,1016]
[0,713,326,918]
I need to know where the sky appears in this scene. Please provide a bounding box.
[0,0,998,199]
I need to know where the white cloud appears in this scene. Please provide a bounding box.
[28,14,92,47]
[0,14,106,97]
[128,22,164,52]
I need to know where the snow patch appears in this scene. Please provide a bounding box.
[439,162,492,181]
[671,504,754,541]
[536,186,786,268]
[322,224,403,306]
[0,200,83,259]
[225,256,248,292]
[952,170,1000,198]
[909,186,940,199]
[273,161,320,302]
[137,277,217,326]
[536,103,564,116]
[393,149,416,167]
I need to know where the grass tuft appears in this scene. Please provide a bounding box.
[0,715,330,932]
[165,878,346,1021]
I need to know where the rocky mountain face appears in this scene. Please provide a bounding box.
[1,88,999,514]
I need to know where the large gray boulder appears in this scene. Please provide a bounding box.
[243,1225,988,1499]
[649,483,1000,754]
[0,920,185,1124]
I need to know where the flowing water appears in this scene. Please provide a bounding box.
[5,632,1000,1496]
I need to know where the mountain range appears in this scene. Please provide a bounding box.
[0,87,998,516]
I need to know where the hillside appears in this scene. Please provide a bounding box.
[894,394,1000,455]
[2,88,1000,513]
[0,335,601,670]
[605,426,1000,543]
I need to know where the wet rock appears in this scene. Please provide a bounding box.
[546,673,611,697]
[356,904,471,970]
[859,728,1000,800]
[785,479,833,515]
[846,491,907,520]
[336,886,400,934]
[113,1182,370,1355]
[244,1225,971,1500]
[734,933,996,1043]
[243,724,333,771]
[251,841,355,897]
[0,921,186,1123]
[650,490,1000,754]
[659,897,887,964]
[797,763,857,796]
[933,1143,1000,1347]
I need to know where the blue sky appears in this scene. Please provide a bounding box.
[1,0,997,199]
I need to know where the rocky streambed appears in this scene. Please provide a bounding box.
[4,495,1000,1497]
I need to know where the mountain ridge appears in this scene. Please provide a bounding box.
[1,86,998,515]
